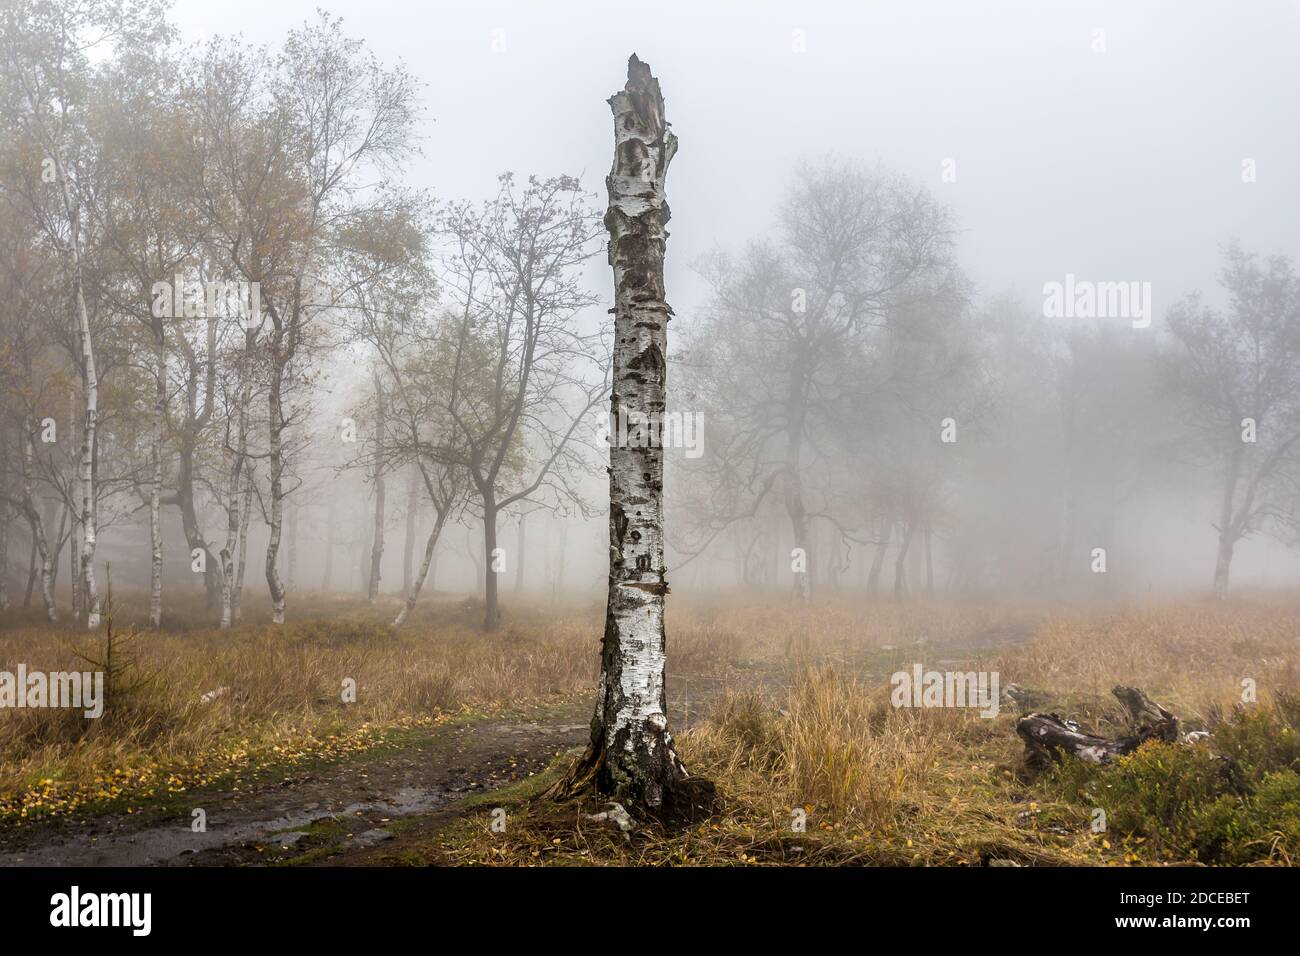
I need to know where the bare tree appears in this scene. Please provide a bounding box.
[682,159,956,600]
[1165,245,1300,595]
[440,173,605,630]
[0,1,161,627]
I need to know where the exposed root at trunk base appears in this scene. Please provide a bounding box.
[547,743,721,831]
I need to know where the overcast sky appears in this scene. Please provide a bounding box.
[168,0,1299,324]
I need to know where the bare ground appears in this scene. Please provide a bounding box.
[0,699,592,867]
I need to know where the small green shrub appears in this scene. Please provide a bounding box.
[1209,694,1300,782]
[1047,711,1300,864]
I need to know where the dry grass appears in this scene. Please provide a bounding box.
[424,595,1300,867]
[0,593,599,818]
[993,598,1300,722]
[683,672,962,832]
[4,591,1299,864]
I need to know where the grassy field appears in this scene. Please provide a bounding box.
[2,591,1298,865]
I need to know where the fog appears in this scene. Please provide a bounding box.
[4,0,1300,630]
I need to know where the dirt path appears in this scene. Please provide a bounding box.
[0,667,744,868]
[0,700,591,867]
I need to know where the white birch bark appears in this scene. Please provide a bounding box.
[567,56,687,808]
[219,485,238,630]
[392,460,461,628]
[218,452,242,630]
[222,329,254,628]
[52,156,101,629]
[68,395,81,619]
[392,510,447,628]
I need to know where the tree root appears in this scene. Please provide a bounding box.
[547,741,721,831]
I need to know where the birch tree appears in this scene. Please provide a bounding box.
[555,56,693,811]
[191,16,418,623]
[92,52,199,627]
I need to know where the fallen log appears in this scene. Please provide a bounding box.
[1017,685,1180,770]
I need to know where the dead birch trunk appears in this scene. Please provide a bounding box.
[555,56,702,814]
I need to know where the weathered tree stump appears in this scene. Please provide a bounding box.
[1017,685,1180,770]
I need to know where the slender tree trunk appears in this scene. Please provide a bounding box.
[172,322,222,610]
[893,519,914,601]
[358,514,370,594]
[513,511,526,594]
[24,533,36,607]
[53,158,101,629]
[47,502,64,592]
[1213,446,1243,598]
[785,461,810,601]
[234,472,251,623]
[68,390,81,619]
[393,508,449,628]
[368,370,386,603]
[266,364,287,623]
[148,337,165,627]
[468,523,483,593]
[402,467,418,594]
[482,495,499,630]
[924,517,935,597]
[1213,532,1235,597]
[557,56,690,810]
[823,522,840,592]
[20,423,57,623]
[322,494,335,591]
[219,393,248,629]
[176,443,220,608]
[219,468,240,629]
